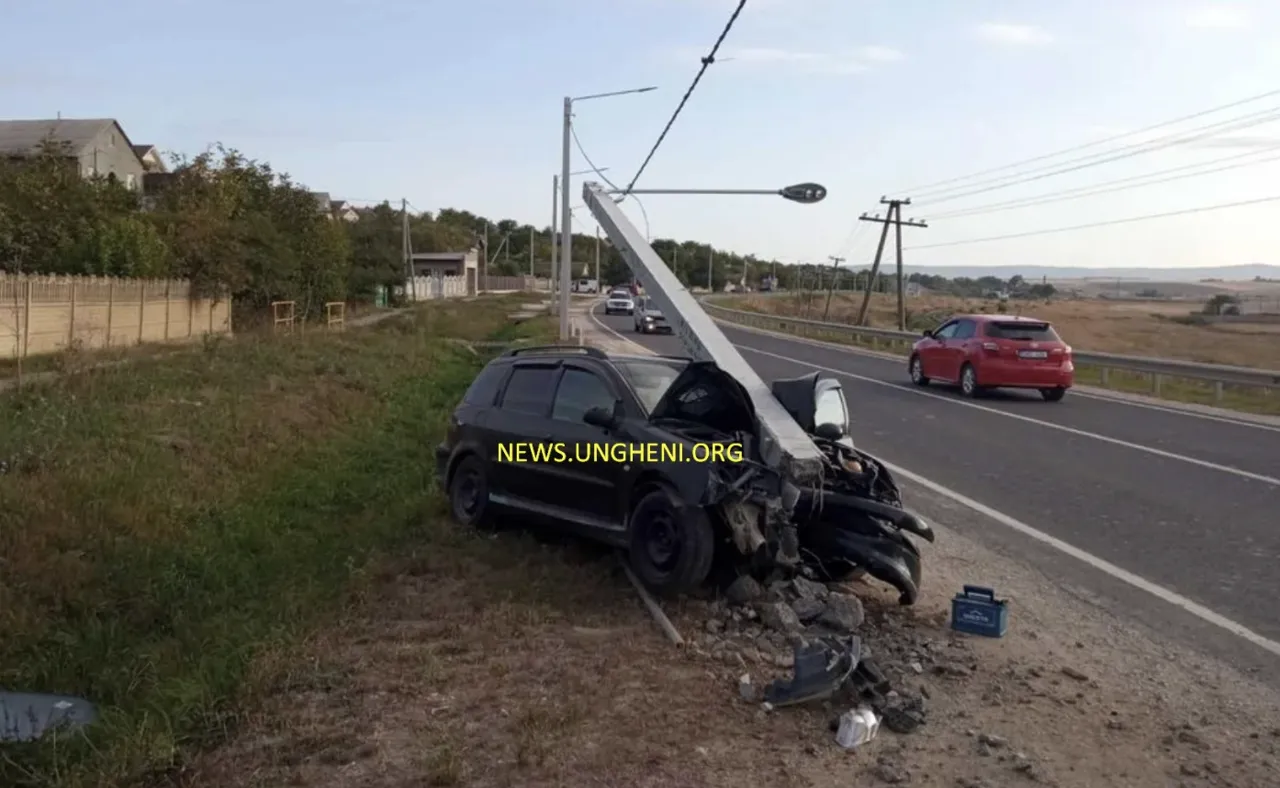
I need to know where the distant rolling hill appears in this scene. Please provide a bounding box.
[897,264,1280,282]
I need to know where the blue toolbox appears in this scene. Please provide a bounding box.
[950,586,1008,637]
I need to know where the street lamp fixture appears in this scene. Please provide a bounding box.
[560,85,658,339]
[607,182,828,204]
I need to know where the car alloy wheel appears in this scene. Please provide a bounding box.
[960,365,978,397]
[909,356,928,386]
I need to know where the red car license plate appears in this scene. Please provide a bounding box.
[1018,350,1048,359]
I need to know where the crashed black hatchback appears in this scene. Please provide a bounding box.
[436,346,932,602]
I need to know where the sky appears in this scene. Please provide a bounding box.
[2,0,1279,270]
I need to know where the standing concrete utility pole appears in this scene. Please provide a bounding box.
[855,198,927,329]
[482,222,489,293]
[559,96,573,337]
[821,255,845,321]
[594,226,601,285]
[401,198,414,302]
[550,175,559,304]
[558,87,657,339]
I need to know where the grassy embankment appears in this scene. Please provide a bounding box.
[717,292,1280,415]
[0,294,555,787]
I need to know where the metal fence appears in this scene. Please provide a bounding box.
[700,299,1280,405]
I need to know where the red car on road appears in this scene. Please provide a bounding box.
[908,314,1073,401]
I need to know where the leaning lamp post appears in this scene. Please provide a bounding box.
[560,86,657,340]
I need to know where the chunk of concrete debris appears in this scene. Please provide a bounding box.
[726,575,764,605]
[790,596,825,623]
[739,673,756,702]
[792,576,830,600]
[757,601,803,634]
[818,592,865,631]
[1061,665,1090,682]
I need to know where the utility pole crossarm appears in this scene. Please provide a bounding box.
[858,212,928,228]
[581,181,823,483]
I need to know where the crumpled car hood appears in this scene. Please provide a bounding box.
[648,360,756,435]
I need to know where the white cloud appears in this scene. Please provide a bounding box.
[858,45,905,63]
[1182,5,1250,29]
[971,22,1054,47]
[662,45,902,75]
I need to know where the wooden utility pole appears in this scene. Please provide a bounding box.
[821,255,846,321]
[854,197,927,328]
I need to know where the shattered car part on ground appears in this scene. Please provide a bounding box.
[693,572,950,751]
[0,691,97,743]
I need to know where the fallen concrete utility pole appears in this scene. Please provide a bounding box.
[581,181,824,484]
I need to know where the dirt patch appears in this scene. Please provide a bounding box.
[184,508,1280,788]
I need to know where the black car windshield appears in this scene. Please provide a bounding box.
[609,290,630,299]
[613,358,688,414]
[986,321,1060,341]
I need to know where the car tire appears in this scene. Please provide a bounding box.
[959,363,983,398]
[627,488,715,597]
[908,355,930,386]
[1041,387,1067,402]
[448,455,492,528]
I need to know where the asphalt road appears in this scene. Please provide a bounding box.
[593,302,1280,677]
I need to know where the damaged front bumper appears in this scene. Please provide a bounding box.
[704,446,933,607]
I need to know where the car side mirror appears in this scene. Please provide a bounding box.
[814,422,844,441]
[584,400,622,430]
[921,329,932,338]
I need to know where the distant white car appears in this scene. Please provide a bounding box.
[633,295,671,334]
[572,278,599,294]
[604,290,634,316]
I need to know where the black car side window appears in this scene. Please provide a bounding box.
[499,365,559,416]
[552,368,616,424]
[461,363,508,406]
[952,320,976,339]
[933,321,959,339]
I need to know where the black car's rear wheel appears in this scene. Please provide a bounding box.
[627,488,715,596]
[448,455,491,527]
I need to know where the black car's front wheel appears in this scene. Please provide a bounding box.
[448,455,491,527]
[627,488,715,596]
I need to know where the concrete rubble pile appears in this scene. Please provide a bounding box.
[688,572,984,763]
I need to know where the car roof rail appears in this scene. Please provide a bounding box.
[501,345,608,359]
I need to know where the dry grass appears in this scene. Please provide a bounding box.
[0,294,554,788]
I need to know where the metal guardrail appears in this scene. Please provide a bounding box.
[699,299,1280,404]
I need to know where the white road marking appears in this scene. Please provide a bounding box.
[595,304,1280,657]
[887,462,1280,659]
[715,317,1280,433]
[739,344,1280,487]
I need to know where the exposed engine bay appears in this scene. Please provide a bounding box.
[649,362,932,605]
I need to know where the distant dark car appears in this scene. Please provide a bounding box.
[435,346,933,601]
[909,314,1073,401]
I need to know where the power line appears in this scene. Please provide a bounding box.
[905,194,1280,251]
[912,105,1280,205]
[925,145,1280,220]
[893,86,1280,196]
[618,0,748,198]
[569,122,653,239]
